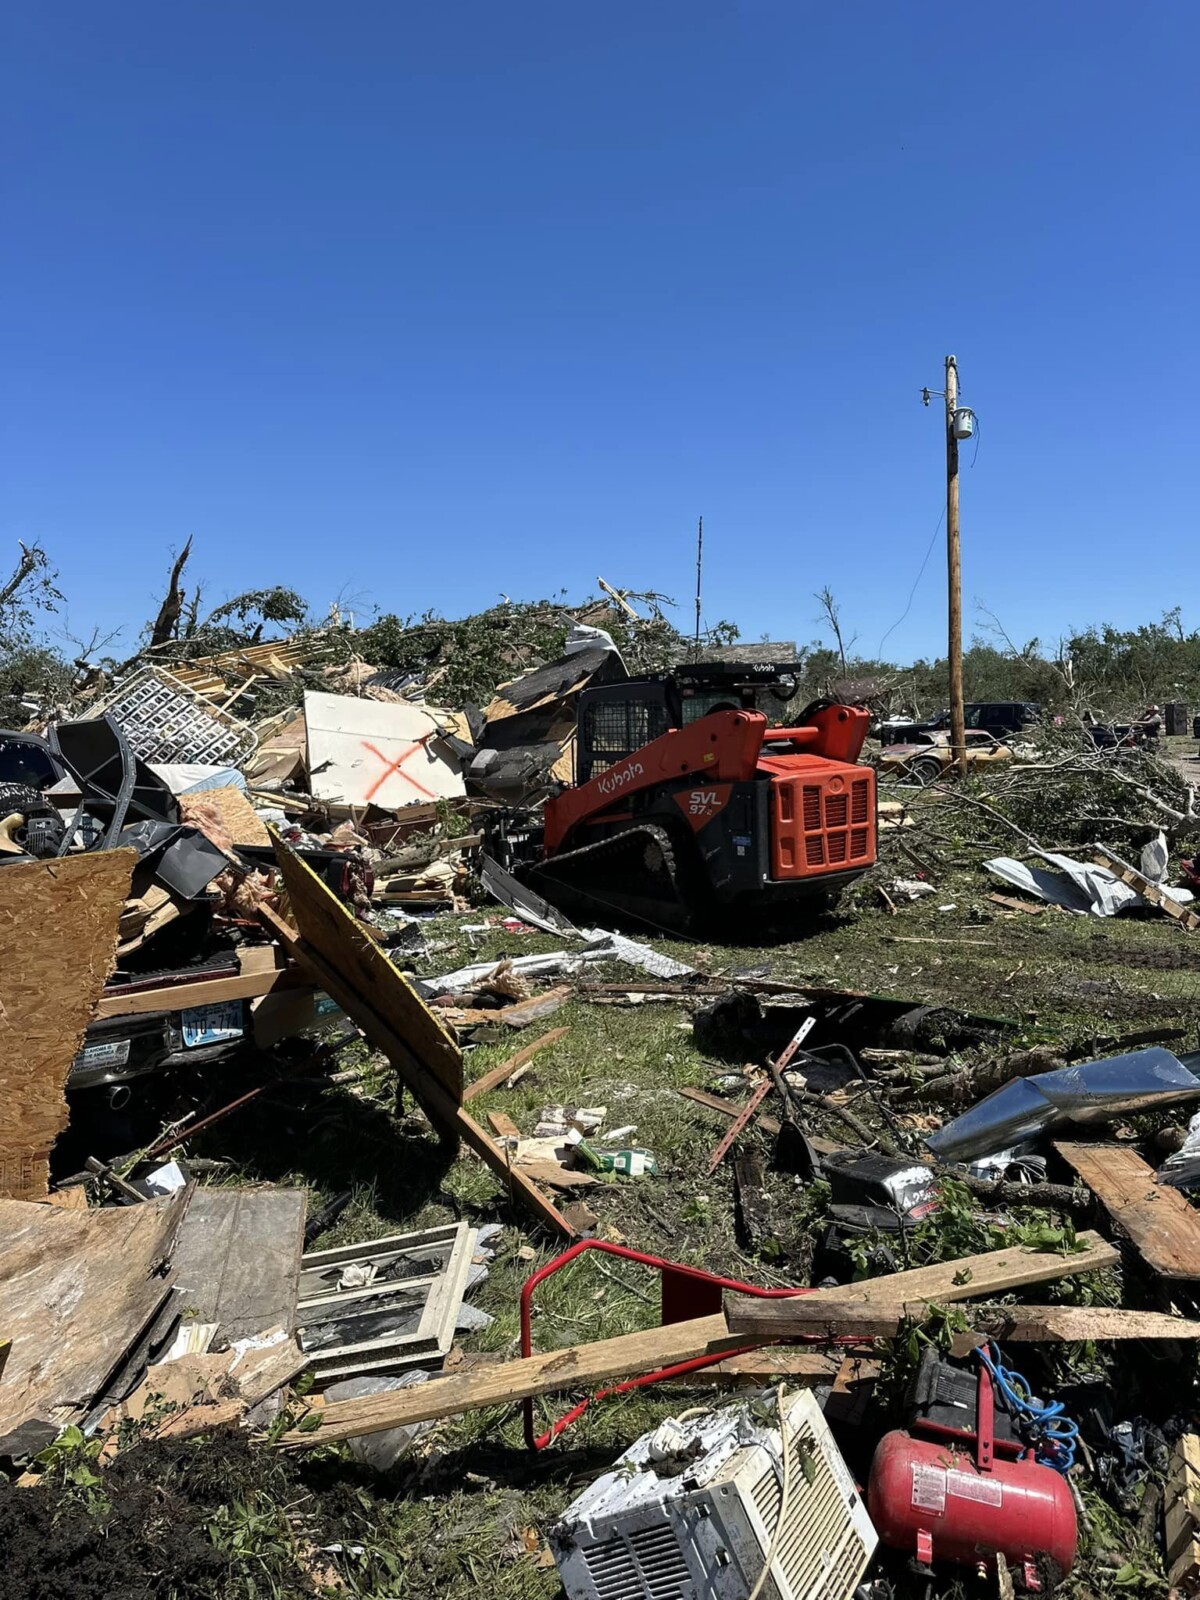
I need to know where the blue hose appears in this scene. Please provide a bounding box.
[974,1340,1078,1474]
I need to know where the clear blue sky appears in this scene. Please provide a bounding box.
[4,2,1197,663]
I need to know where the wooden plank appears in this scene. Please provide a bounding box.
[1055,1142,1200,1278]
[0,850,135,1198]
[0,1192,186,1448]
[1091,846,1200,931]
[260,876,572,1238]
[663,1349,848,1388]
[728,1300,1200,1343]
[271,837,462,1099]
[679,1085,781,1138]
[96,949,305,1018]
[725,1231,1118,1337]
[677,1086,845,1157]
[280,1311,738,1447]
[280,1232,1116,1449]
[169,1187,307,1343]
[449,987,572,1031]
[487,1111,522,1139]
[463,1027,570,1102]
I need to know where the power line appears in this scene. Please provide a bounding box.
[876,502,946,657]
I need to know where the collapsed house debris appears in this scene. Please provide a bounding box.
[8,588,1200,1599]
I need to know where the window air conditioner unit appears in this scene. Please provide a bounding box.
[550,1390,878,1600]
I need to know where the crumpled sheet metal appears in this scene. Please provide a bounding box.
[986,852,1195,917]
[926,1047,1200,1163]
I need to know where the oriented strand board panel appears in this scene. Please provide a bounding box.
[273,836,463,1100]
[0,1192,185,1447]
[1056,1141,1200,1279]
[169,1187,307,1344]
[0,850,136,1199]
[304,691,465,809]
[178,785,271,848]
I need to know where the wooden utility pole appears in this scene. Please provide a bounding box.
[693,515,704,657]
[944,355,965,771]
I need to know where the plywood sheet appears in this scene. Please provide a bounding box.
[1056,1141,1200,1278]
[0,850,135,1199]
[170,1187,307,1344]
[266,840,571,1235]
[272,837,463,1099]
[0,1192,185,1446]
[304,691,465,809]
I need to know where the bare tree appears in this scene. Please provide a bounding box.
[815,587,855,678]
[148,537,194,647]
[0,540,63,635]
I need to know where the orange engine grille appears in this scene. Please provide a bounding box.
[774,771,876,879]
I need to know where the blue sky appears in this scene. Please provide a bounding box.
[3,3,1197,663]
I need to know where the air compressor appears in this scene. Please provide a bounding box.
[867,1343,1078,1585]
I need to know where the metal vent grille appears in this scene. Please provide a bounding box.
[581,1526,690,1600]
[850,780,870,824]
[824,793,848,828]
[749,1420,869,1600]
[802,788,822,829]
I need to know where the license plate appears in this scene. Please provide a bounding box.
[76,1038,132,1069]
[181,1001,244,1048]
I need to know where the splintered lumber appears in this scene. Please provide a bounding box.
[1092,845,1200,932]
[0,850,136,1199]
[280,1232,1116,1449]
[1056,1142,1200,1279]
[0,1193,186,1450]
[725,1231,1118,1340]
[280,1311,738,1447]
[1166,1434,1200,1592]
[463,1026,570,1102]
[730,1301,1200,1344]
[265,838,571,1238]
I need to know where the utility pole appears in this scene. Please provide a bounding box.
[944,355,965,772]
[693,515,704,657]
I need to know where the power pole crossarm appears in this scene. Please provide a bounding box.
[945,355,966,773]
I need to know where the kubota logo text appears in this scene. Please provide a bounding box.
[597,760,645,796]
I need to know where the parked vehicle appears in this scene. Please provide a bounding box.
[878,701,1039,746]
[878,729,1013,786]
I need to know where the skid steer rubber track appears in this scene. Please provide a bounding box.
[526,821,697,935]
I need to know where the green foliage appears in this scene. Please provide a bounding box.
[912,1176,1087,1262]
[34,1424,109,1513]
[0,640,75,724]
[357,590,738,707]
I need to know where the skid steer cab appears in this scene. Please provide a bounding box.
[494,663,878,932]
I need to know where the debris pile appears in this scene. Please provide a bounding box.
[6,586,1200,1600]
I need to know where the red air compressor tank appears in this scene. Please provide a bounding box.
[868,1430,1077,1575]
